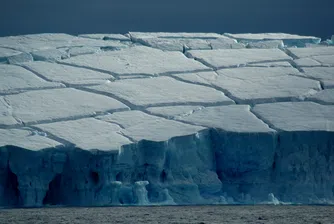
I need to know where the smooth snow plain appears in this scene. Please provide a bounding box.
[0,32,333,207]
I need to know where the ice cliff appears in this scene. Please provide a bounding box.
[0,32,333,207]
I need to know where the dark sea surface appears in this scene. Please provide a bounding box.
[1,205,334,224]
[0,0,333,39]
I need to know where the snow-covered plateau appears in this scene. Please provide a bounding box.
[0,32,333,207]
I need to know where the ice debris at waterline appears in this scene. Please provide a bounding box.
[0,32,334,207]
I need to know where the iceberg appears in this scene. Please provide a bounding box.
[224,33,321,47]
[0,32,333,207]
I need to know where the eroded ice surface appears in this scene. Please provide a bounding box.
[0,32,334,207]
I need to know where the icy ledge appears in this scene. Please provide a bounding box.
[0,32,334,207]
[1,120,333,207]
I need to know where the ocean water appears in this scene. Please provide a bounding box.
[0,0,333,39]
[1,205,333,224]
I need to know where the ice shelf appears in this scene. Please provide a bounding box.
[0,32,334,207]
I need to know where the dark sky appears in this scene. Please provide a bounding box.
[0,0,333,39]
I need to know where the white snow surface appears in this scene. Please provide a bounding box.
[0,32,334,207]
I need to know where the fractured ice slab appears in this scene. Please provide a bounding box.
[0,64,62,94]
[209,38,245,49]
[246,40,284,49]
[247,61,292,67]
[35,118,131,151]
[0,97,19,126]
[0,128,62,150]
[171,67,319,104]
[7,53,33,65]
[213,67,321,103]
[225,33,321,47]
[0,33,127,53]
[171,71,218,86]
[68,46,100,57]
[98,110,205,142]
[31,49,69,62]
[301,67,334,88]
[293,58,322,67]
[79,34,130,41]
[288,46,334,58]
[295,55,334,67]
[23,61,114,85]
[133,38,211,52]
[253,102,334,131]
[308,89,334,104]
[311,55,334,66]
[129,32,223,40]
[187,48,291,69]
[146,105,204,119]
[62,46,210,76]
[3,88,128,125]
[148,105,274,133]
[132,35,242,52]
[0,47,21,62]
[87,76,234,108]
